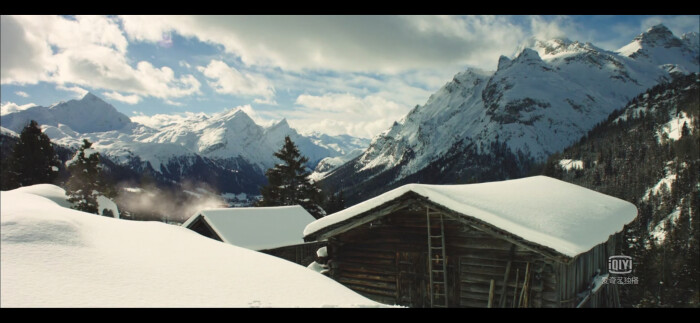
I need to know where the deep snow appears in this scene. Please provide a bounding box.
[1,185,386,307]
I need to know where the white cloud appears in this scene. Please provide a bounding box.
[292,93,410,138]
[56,85,89,98]
[15,91,29,98]
[198,59,275,99]
[164,99,184,107]
[1,101,37,115]
[103,91,141,104]
[528,16,570,41]
[1,15,53,84]
[1,15,201,103]
[130,111,199,129]
[253,97,278,105]
[119,15,529,72]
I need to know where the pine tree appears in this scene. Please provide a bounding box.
[258,136,326,219]
[4,120,60,189]
[324,190,346,214]
[65,139,105,214]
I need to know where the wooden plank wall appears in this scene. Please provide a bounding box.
[448,222,558,308]
[261,241,324,266]
[328,209,561,307]
[556,233,619,308]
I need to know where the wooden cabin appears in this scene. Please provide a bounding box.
[303,176,638,308]
[184,205,321,265]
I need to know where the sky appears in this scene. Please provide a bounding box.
[1,15,698,139]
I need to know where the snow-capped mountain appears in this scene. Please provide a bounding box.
[1,93,368,194]
[135,108,366,171]
[322,24,699,204]
[1,93,133,134]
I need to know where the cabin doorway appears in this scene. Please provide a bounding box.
[396,251,429,307]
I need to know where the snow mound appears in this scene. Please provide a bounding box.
[96,195,119,219]
[1,188,386,307]
[11,184,71,208]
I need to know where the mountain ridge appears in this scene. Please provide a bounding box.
[321,24,699,205]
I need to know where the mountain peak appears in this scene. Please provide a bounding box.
[645,24,673,35]
[636,24,681,47]
[220,107,255,122]
[497,55,512,70]
[515,48,542,62]
[81,92,100,101]
[269,118,290,130]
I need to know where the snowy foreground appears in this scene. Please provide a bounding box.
[0,185,387,307]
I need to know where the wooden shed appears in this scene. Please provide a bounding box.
[184,205,321,265]
[303,176,637,308]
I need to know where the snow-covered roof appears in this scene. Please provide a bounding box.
[1,187,384,307]
[304,176,638,258]
[183,205,316,251]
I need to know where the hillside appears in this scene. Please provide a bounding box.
[543,73,699,307]
[321,25,699,206]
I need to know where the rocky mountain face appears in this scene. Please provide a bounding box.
[321,24,699,205]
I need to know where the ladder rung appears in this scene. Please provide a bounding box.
[430,247,444,249]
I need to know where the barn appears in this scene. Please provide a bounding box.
[184,205,321,265]
[303,176,638,308]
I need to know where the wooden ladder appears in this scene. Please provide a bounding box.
[427,207,449,308]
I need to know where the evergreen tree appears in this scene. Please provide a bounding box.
[4,120,60,189]
[258,136,326,219]
[65,139,105,214]
[324,190,346,214]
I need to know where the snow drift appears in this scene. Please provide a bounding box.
[0,185,385,307]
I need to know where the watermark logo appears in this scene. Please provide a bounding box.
[608,255,633,274]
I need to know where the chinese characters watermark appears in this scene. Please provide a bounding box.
[602,276,639,285]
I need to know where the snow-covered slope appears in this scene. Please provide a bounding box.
[617,25,699,74]
[310,148,365,181]
[1,93,368,194]
[0,185,386,307]
[140,111,365,171]
[323,24,698,203]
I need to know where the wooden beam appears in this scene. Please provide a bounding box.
[498,244,516,308]
[518,262,531,308]
[487,279,495,308]
[512,268,519,308]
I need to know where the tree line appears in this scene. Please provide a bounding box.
[1,120,345,220]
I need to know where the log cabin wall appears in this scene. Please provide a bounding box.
[556,233,621,308]
[260,241,324,266]
[326,206,563,308]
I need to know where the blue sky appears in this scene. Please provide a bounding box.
[1,15,698,138]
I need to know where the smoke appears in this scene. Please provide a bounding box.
[114,179,229,223]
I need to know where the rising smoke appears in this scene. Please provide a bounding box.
[114,179,229,223]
